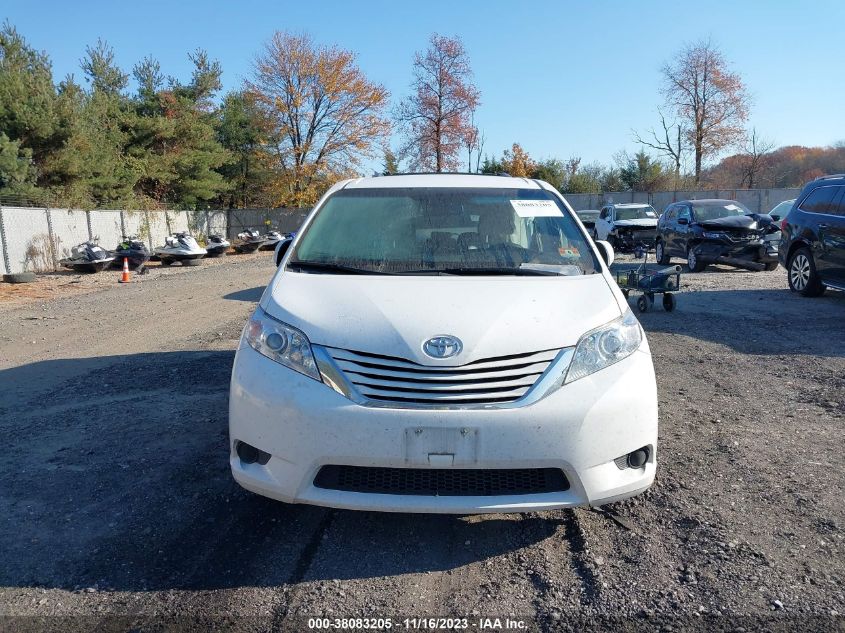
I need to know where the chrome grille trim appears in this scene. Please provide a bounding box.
[312,345,574,410]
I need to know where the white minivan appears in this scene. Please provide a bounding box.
[229,174,657,513]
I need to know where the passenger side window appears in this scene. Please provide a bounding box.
[831,187,845,216]
[799,186,841,214]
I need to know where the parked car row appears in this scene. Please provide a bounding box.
[577,174,845,298]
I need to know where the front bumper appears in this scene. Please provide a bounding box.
[693,238,778,267]
[229,342,658,514]
[611,229,658,250]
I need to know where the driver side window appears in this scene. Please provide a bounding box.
[678,206,691,222]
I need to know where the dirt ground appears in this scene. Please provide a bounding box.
[0,254,843,632]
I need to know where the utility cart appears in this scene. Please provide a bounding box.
[615,247,681,313]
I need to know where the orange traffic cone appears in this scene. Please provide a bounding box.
[119,257,131,283]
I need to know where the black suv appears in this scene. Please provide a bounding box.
[655,199,780,272]
[779,175,845,296]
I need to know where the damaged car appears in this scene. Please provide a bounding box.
[655,199,781,272]
[593,203,659,250]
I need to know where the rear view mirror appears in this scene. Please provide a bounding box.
[596,240,614,267]
[678,218,689,225]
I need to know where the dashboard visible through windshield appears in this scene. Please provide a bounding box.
[290,187,599,276]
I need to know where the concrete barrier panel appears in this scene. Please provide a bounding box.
[88,210,124,251]
[48,209,90,259]
[3,207,51,274]
[208,211,226,236]
[147,212,170,249]
[122,211,148,242]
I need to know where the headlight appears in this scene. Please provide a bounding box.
[564,310,642,384]
[702,231,727,239]
[244,307,320,381]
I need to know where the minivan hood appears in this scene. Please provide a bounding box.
[262,273,622,365]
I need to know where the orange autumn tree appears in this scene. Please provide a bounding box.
[501,143,535,177]
[398,34,480,172]
[248,32,390,206]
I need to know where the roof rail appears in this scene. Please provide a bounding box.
[814,174,845,181]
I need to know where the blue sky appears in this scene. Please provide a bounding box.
[3,0,843,170]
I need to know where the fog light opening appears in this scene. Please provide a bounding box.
[236,441,271,465]
[627,447,649,469]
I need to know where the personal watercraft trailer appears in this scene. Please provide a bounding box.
[233,229,264,253]
[259,230,284,251]
[111,236,151,269]
[205,234,230,257]
[60,241,115,273]
[154,232,207,266]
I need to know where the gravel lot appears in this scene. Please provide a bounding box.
[1,254,843,632]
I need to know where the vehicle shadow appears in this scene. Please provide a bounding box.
[630,287,845,357]
[223,286,264,302]
[0,351,560,593]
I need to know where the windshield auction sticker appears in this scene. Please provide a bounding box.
[509,199,562,217]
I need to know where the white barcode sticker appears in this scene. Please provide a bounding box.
[510,199,562,217]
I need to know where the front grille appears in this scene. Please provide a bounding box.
[325,346,560,406]
[314,466,569,496]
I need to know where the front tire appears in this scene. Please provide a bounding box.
[788,247,825,296]
[763,262,779,272]
[686,246,706,272]
[655,240,670,265]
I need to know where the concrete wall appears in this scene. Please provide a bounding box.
[0,206,313,275]
[562,188,801,213]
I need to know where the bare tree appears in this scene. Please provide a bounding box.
[661,40,750,184]
[738,128,775,189]
[397,34,480,172]
[633,108,685,181]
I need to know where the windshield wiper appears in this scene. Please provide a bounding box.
[286,260,391,275]
[396,267,563,276]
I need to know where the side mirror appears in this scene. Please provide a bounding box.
[678,217,689,225]
[596,240,614,267]
[275,238,293,266]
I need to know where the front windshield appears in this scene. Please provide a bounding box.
[615,206,657,220]
[291,187,599,276]
[692,201,750,221]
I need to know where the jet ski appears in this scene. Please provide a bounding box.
[233,228,264,253]
[205,234,230,257]
[60,240,115,273]
[111,236,150,269]
[154,232,207,266]
[260,230,284,251]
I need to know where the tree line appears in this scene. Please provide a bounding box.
[1,24,841,211]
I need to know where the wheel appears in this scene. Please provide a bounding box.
[662,293,676,312]
[686,246,706,272]
[763,262,779,272]
[161,259,172,267]
[655,240,670,265]
[788,247,825,296]
[182,258,203,266]
[3,272,37,283]
[637,295,649,313]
